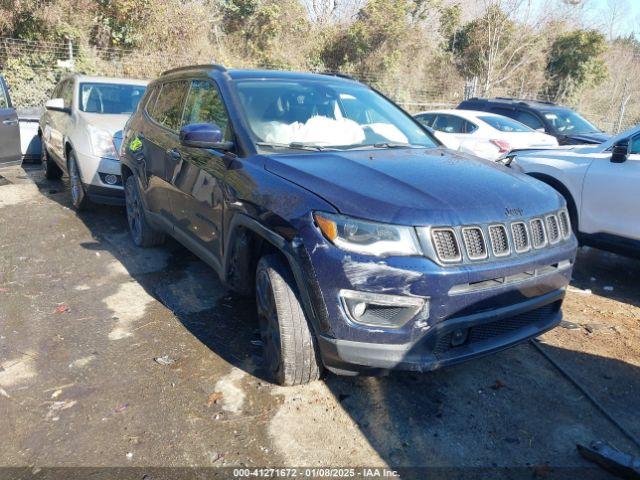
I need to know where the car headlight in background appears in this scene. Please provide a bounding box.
[314,212,422,257]
[88,124,118,159]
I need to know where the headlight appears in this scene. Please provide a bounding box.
[88,125,118,159]
[314,212,422,257]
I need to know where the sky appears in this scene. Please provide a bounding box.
[535,0,640,38]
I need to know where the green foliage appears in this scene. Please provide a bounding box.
[545,29,608,100]
[2,54,61,106]
[448,5,515,80]
[321,0,411,73]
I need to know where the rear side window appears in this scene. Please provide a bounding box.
[432,114,477,134]
[415,113,436,127]
[151,81,189,132]
[479,115,532,132]
[515,111,544,130]
[489,107,517,119]
[182,79,231,140]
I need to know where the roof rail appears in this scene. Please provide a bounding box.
[321,71,357,81]
[161,64,227,76]
[493,96,557,106]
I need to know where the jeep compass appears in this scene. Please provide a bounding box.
[120,65,578,385]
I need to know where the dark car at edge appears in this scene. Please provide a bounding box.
[457,97,610,146]
[120,65,578,385]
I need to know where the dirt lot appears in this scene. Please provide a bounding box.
[1,165,639,478]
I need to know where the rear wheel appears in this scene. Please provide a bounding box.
[124,174,165,247]
[41,146,62,180]
[68,151,91,211]
[255,254,322,386]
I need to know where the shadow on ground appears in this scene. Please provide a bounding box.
[27,165,640,476]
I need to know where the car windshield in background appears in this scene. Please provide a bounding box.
[79,83,146,114]
[234,80,438,151]
[543,109,599,135]
[479,115,532,133]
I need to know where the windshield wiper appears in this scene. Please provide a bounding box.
[256,142,334,152]
[372,142,416,149]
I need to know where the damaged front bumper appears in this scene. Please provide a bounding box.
[294,220,577,374]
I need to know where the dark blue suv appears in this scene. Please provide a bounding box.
[120,65,578,385]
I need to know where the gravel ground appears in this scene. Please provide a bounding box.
[0,165,638,478]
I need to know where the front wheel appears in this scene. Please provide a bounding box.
[124,175,165,247]
[68,151,91,211]
[256,254,322,386]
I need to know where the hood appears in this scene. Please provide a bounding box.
[562,131,610,145]
[79,112,133,135]
[264,148,563,226]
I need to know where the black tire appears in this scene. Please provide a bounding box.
[255,254,322,386]
[124,174,165,247]
[67,150,92,211]
[41,145,62,180]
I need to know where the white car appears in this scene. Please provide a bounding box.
[510,125,640,257]
[39,74,148,210]
[414,109,558,160]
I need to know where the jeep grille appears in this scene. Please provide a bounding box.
[558,210,571,238]
[511,222,530,253]
[488,225,510,256]
[431,229,461,262]
[462,227,488,260]
[530,218,547,248]
[546,215,561,244]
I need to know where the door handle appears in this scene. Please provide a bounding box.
[168,148,181,160]
[2,119,18,126]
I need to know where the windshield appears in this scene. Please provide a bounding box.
[479,115,532,133]
[234,79,438,150]
[542,109,599,135]
[79,83,147,114]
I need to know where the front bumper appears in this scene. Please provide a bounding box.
[317,289,563,373]
[294,219,577,374]
[76,151,124,205]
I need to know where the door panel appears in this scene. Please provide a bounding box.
[0,78,22,167]
[169,79,233,264]
[581,147,640,240]
[140,81,189,218]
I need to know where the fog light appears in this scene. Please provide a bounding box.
[104,174,118,185]
[352,302,367,318]
[339,290,428,329]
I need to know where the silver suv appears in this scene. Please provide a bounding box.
[39,75,147,209]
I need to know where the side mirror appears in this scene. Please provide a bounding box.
[45,98,70,114]
[611,139,629,163]
[180,123,233,151]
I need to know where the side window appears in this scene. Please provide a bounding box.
[630,135,640,155]
[432,114,466,134]
[0,81,8,109]
[152,81,189,132]
[463,119,478,133]
[144,86,160,116]
[516,111,544,131]
[415,114,436,127]
[489,107,517,120]
[61,80,74,109]
[182,79,231,141]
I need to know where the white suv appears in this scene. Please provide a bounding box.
[512,125,640,257]
[39,75,147,210]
